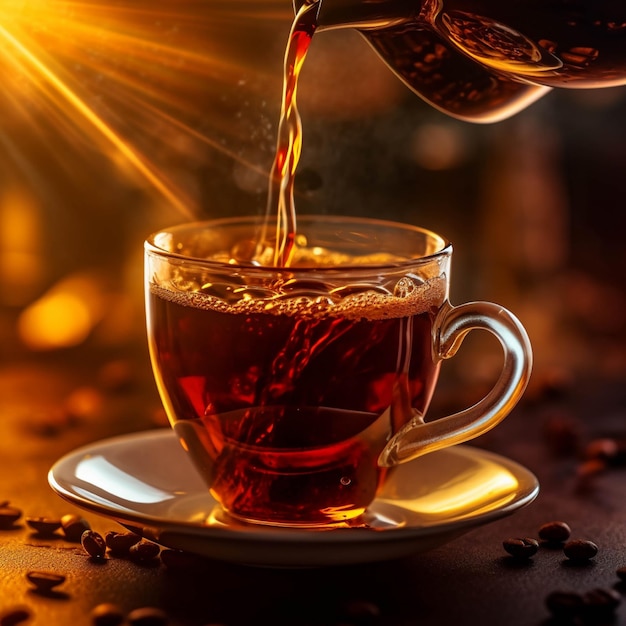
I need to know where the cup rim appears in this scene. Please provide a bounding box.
[145,214,452,271]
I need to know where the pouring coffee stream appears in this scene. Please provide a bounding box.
[293,0,626,122]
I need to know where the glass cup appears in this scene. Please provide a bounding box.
[144,215,532,527]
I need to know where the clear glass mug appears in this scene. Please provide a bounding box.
[145,215,532,527]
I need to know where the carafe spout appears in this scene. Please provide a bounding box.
[292,0,416,32]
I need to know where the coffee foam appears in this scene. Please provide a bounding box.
[151,275,446,321]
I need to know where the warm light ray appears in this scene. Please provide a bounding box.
[0,23,193,216]
[0,1,293,217]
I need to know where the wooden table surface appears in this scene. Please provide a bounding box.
[1,342,625,626]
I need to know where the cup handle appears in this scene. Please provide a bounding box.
[378,300,533,467]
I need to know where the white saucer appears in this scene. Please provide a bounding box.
[48,429,538,567]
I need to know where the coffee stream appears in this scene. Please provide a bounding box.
[258,3,317,267]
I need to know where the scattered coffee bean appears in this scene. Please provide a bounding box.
[0,607,32,626]
[583,438,619,462]
[127,607,169,626]
[545,590,585,619]
[546,587,621,622]
[25,516,62,537]
[128,540,160,564]
[26,570,66,593]
[538,521,571,544]
[563,539,598,563]
[82,530,107,559]
[616,566,626,582]
[502,537,539,559]
[582,587,621,621]
[91,603,125,626]
[0,505,22,529]
[61,514,91,542]
[105,531,142,556]
[584,437,626,468]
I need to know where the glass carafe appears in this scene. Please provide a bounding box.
[294,0,626,122]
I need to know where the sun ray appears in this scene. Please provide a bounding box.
[0,0,293,217]
[0,22,196,216]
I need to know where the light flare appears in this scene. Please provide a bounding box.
[0,1,292,216]
[17,271,108,350]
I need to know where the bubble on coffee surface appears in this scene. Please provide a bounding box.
[152,270,445,321]
[393,276,418,297]
[152,242,446,320]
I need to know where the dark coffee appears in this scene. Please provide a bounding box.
[148,272,445,525]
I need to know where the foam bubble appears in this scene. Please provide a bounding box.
[150,274,446,321]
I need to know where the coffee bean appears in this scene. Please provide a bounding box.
[616,566,626,582]
[82,530,107,559]
[61,514,91,542]
[538,521,571,544]
[26,570,66,593]
[582,588,621,620]
[502,537,539,559]
[91,603,125,626]
[127,607,169,626]
[545,590,585,619]
[0,607,32,626]
[563,539,598,562]
[0,505,22,529]
[105,531,142,556]
[128,540,160,563]
[25,516,62,537]
[584,438,619,462]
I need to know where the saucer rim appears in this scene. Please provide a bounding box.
[48,429,539,544]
